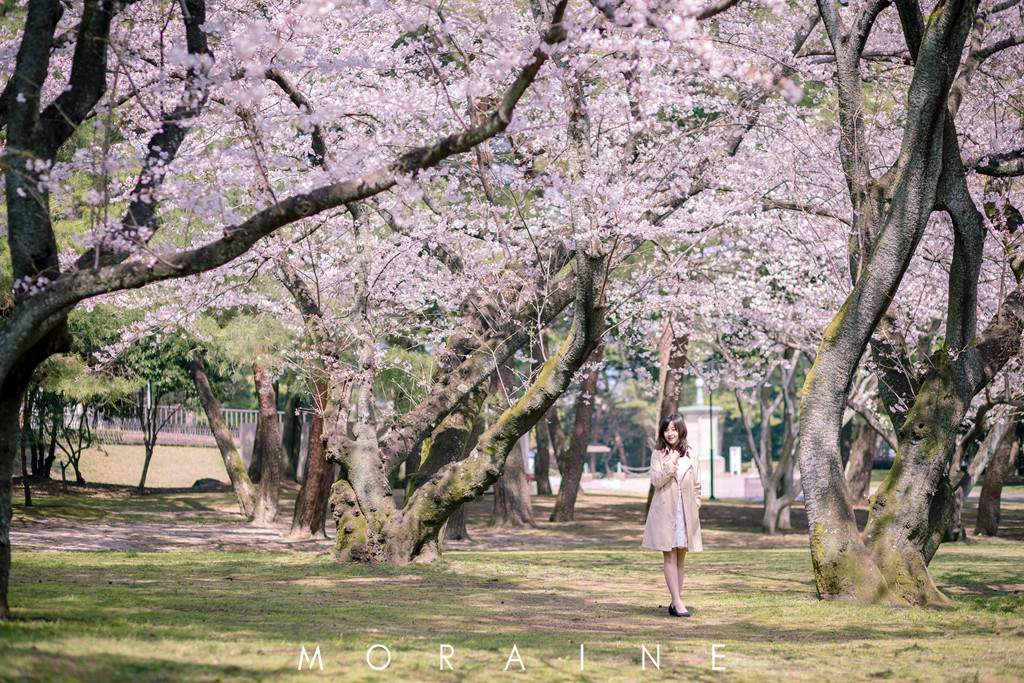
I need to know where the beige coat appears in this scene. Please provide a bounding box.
[641,447,703,552]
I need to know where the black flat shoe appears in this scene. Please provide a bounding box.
[668,605,690,618]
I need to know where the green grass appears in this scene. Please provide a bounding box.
[72,445,230,488]
[2,493,1022,682]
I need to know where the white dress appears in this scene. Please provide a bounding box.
[671,455,690,549]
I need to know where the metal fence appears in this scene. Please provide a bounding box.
[90,405,268,447]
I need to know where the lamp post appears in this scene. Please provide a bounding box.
[708,382,715,501]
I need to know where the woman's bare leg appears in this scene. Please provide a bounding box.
[663,550,685,611]
[676,548,687,611]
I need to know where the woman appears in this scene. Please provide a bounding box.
[641,413,703,617]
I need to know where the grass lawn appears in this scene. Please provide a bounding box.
[2,487,1022,682]
[70,445,230,488]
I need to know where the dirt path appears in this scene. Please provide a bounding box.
[11,483,1023,554]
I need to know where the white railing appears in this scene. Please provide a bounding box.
[88,405,272,446]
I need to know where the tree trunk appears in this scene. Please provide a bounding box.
[249,410,263,483]
[846,419,877,505]
[975,413,1018,536]
[0,344,53,620]
[408,385,488,552]
[534,419,553,495]
[290,380,344,539]
[1,394,20,620]
[532,342,553,495]
[489,359,536,528]
[798,0,977,605]
[445,407,486,542]
[490,438,536,527]
[281,392,301,482]
[331,231,606,563]
[136,394,158,494]
[19,393,32,508]
[551,342,604,522]
[190,351,257,518]
[945,415,1010,541]
[862,370,965,606]
[252,363,282,523]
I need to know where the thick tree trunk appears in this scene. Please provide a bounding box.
[551,343,604,522]
[862,370,965,606]
[332,232,606,563]
[407,385,487,554]
[190,351,257,518]
[0,338,60,620]
[799,353,891,603]
[444,506,469,541]
[798,0,978,605]
[846,419,877,505]
[975,414,1018,536]
[252,363,282,523]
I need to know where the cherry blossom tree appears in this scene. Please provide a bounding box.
[791,0,1024,605]
[0,0,579,619]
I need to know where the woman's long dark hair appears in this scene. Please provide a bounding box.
[656,413,688,452]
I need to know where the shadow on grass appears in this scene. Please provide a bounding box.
[1,646,272,683]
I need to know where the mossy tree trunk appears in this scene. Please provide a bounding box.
[445,410,486,542]
[329,184,607,563]
[862,366,967,606]
[0,0,564,619]
[190,350,258,519]
[797,0,988,604]
[408,385,488,555]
